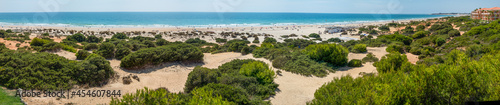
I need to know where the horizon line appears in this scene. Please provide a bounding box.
[0,11,464,15]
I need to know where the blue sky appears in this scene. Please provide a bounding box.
[0,0,499,14]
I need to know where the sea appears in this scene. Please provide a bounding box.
[0,12,451,28]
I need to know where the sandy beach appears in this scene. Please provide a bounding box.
[0,18,437,45]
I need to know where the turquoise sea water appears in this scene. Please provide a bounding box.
[0,12,450,27]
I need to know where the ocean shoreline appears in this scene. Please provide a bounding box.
[0,16,449,32]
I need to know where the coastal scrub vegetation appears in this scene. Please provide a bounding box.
[0,49,114,90]
[120,43,203,69]
[309,17,500,104]
[113,59,278,104]
[250,39,336,77]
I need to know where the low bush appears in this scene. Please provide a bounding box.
[0,51,114,90]
[362,53,379,63]
[110,87,189,105]
[305,44,349,67]
[309,33,321,39]
[373,52,411,73]
[351,44,367,53]
[120,43,203,69]
[252,38,260,43]
[386,44,404,53]
[262,37,277,44]
[115,45,132,60]
[84,43,99,50]
[347,59,362,67]
[76,50,91,60]
[112,33,128,39]
[412,31,430,39]
[184,59,278,104]
[155,39,169,46]
[215,38,227,43]
[434,37,446,46]
[327,38,343,43]
[96,42,116,59]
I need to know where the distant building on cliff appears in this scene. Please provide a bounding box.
[471,7,500,21]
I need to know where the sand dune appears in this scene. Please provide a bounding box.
[22,46,388,105]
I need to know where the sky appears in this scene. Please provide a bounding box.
[0,0,499,14]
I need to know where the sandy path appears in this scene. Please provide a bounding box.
[0,38,30,50]
[406,53,419,64]
[50,50,77,60]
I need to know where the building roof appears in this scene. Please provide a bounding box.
[478,7,500,11]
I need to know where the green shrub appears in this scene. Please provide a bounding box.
[434,37,446,46]
[327,38,342,43]
[351,44,367,53]
[378,25,390,31]
[155,39,169,46]
[76,50,91,60]
[115,45,132,60]
[373,52,410,73]
[184,66,220,93]
[96,42,116,59]
[84,43,99,50]
[412,31,430,39]
[239,61,275,84]
[143,40,156,48]
[386,44,404,53]
[185,38,207,45]
[189,88,235,105]
[61,43,77,53]
[305,44,349,66]
[196,83,249,105]
[362,53,379,63]
[416,25,426,31]
[216,38,227,43]
[283,39,316,48]
[0,51,114,90]
[184,59,278,104]
[79,54,114,86]
[120,43,203,69]
[112,33,128,39]
[111,87,188,105]
[309,50,500,105]
[347,59,362,67]
[448,30,461,37]
[241,46,251,55]
[30,38,51,46]
[378,34,413,45]
[86,35,102,43]
[309,33,321,38]
[262,37,277,44]
[402,26,415,34]
[155,34,162,39]
[66,33,87,42]
[224,40,250,52]
[252,38,260,43]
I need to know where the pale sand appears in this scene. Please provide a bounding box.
[50,50,77,60]
[0,38,30,50]
[406,53,419,64]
